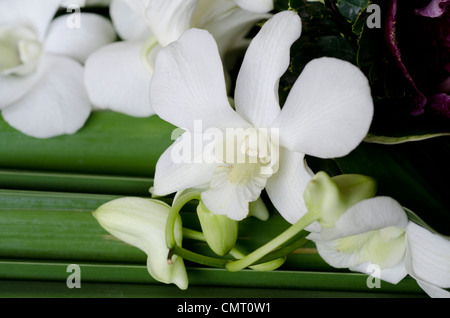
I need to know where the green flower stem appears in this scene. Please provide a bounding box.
[171,245,229,269]
[228,236,307,272]
[140,35,159,74]
[254,231,309,265]
[182,228,206,242]
[228,247,246,260]
[165,190,201,250]
[225,211,319,272]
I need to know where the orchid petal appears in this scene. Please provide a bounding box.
[193,0,271,58]
[110,0,152,41]
[84,41,154,117]
[0,68,41,109]
[150,28,250,131]
[93,197,188,290]
[350,261,407,285]
[234,0,274,13]
[0,0,61,40]
[248,197,270,221]
[313,227,406,272]
[44,13,116,63]
[201,162,269,221]
[61,0,86,7]
[234,10,301,127]
[405,222,450,289]
[265,148,313,224]
[273,57,373,159]
[152,132,217,196]
[314,229,406,273]
[321,197,408,241]
[309,197,408,271]
[2,55,91,138]
[61,0,111,7]
[123,0,199,47]
[416,280,450,298]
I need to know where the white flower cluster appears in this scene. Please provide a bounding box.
[3,0,448,298]
[0,0,272,137]
[92,4,447,297]
[0,0,115,138]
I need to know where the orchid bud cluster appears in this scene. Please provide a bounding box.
[94,169,450,297]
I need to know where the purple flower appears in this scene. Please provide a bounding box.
[415,0,450,17]
[385,0,450,118]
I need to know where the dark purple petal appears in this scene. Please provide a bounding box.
[385,0,428,114]
[430,93,450,117]
[415,0,450,18]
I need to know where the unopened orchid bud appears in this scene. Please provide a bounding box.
[93,197,188,290]
[197,201,238,256]
[303,171,377,228]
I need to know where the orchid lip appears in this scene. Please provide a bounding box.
[169,121,280,175]
[0,25,42,76]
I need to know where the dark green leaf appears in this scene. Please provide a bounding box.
[337,0,370,23]
[277,0,358,106]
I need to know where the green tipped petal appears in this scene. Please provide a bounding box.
[303,172,377,228]
[197,201,238,256]
[332,174,377,208]
[93,197,188,290]
[248,197,270,221]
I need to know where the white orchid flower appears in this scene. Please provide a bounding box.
[93,197,188,290]
[0,0,116,138]
[150,11,374,223]
[309,201,450,297]
[84,0,271,117]
[405,222,450,298]
[304,173,450,297]
[308,196,409,284]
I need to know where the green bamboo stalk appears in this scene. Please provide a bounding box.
[0,279,424,298]
[0,112,175,177]
[0,190,428,296]
[0,169,153,196]
[0,190,325,270]
[0,189,121,211]
[0,259,425,296]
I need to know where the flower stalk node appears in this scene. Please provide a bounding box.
[167,248,175,265]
